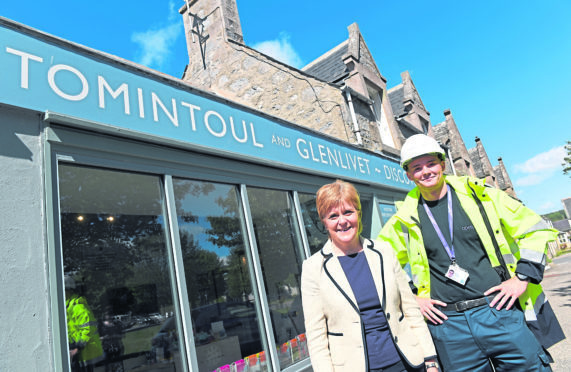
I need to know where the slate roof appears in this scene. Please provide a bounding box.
[302,42,349,84]
[553,219,571,232]
[494,165,507,189]
[432,122,449,146]
[388,86,405,118]
[469,147,486,178]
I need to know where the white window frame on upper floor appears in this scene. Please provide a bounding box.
[366,84,396,148]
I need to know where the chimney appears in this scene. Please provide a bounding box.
[181,0,244,76]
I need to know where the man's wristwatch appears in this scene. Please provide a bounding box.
[516,273,530,282]
[425,361,439,370]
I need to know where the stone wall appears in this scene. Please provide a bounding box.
[434,109,475,177]
[352,98,382,150]
[180,0,356,146]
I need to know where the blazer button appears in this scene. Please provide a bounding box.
[386,313,390,320]
[394,336,398,343]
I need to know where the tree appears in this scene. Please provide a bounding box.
[564,140,571,177]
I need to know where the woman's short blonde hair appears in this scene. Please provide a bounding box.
[316,180,362,234]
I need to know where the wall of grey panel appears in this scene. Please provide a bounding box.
[0,106,53,371]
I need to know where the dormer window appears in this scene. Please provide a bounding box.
[367,85,395,147]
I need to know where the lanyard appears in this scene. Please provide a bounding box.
[422,184,456,263]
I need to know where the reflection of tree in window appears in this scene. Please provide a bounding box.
[173,181,252,307]
[59,164,181,369]
[179,230,225,307]
[172,179,263,364]
[298,193,328,255]
[246,188,306,368]
[59,166,169,316]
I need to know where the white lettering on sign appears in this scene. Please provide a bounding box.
[204,110,227,137]
[48,64,89,101]
[0,43,414,187]
[137,88,145,118]
[229,117,248,143]
[383,165,410,185]
[4,46,265,149]
[6,48,43,89]
[296,138,371,175]
[180,102,200,131]
[152,92,178,127]
[271,135,291,148]
[98,76,130,114]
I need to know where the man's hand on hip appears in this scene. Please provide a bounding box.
[416,296,448,324]
[484,276,528,310]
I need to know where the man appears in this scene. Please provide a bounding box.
[65,275,103,372]
[378,134,564,371]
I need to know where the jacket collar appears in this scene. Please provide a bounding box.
[320,238,385,311]
[395,175,486,226]
[320,236,373,258]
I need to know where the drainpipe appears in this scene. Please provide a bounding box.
[344,89,362,146]
[446,147,457,175]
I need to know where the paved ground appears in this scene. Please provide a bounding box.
[542,253,571,372]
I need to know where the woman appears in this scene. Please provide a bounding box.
[301,180,438,372]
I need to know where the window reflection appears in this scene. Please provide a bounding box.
[59,164,183,371]
[172,179,265,371]
[298,193,328,255]
[360,199,373,238]
[246,187,308,369]
[378,203,397,224]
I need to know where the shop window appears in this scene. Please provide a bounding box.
[58,164,184,371]
[298,193,375,252]
[378,202,397,225]
[360,199,374,238]
[246,187,309,369]
[298,193,328,255]
[172,179,265,371]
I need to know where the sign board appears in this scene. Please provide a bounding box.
[0,20,413,190]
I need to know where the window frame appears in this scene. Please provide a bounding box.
[45,120,405,371]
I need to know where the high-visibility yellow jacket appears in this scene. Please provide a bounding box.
[378,175,564,348]
[66,294,103,364]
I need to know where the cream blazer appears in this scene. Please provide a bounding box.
[301,238,436,372]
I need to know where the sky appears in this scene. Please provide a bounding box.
[1,1,569,214]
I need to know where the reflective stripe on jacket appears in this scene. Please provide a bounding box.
[66,294,103,363]
[378,175,564,347]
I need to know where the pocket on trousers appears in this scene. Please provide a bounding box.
[538,348,551,367]
[490,307,524,328]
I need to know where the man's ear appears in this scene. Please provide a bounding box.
[405,170,414,181]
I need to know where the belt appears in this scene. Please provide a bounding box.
[447,295,495,312]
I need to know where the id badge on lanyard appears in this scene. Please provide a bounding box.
[445,262,469,285]
[423,185,469,286]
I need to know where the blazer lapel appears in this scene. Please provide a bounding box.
[364,240,386,310]
[322,240,359,310]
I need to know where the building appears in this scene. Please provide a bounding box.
[0,15,414,372]
[1,1,521,370]
[551,198,571,253]
[552,220,571,251]
[431,110,516,197]
[180,0,516,195]
[562,197,571,219]
[181,0,403,159]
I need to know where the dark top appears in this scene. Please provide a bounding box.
[417,187,502,303]
[338,251,401,369]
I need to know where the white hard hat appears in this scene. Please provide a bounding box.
[400,134,445,169]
